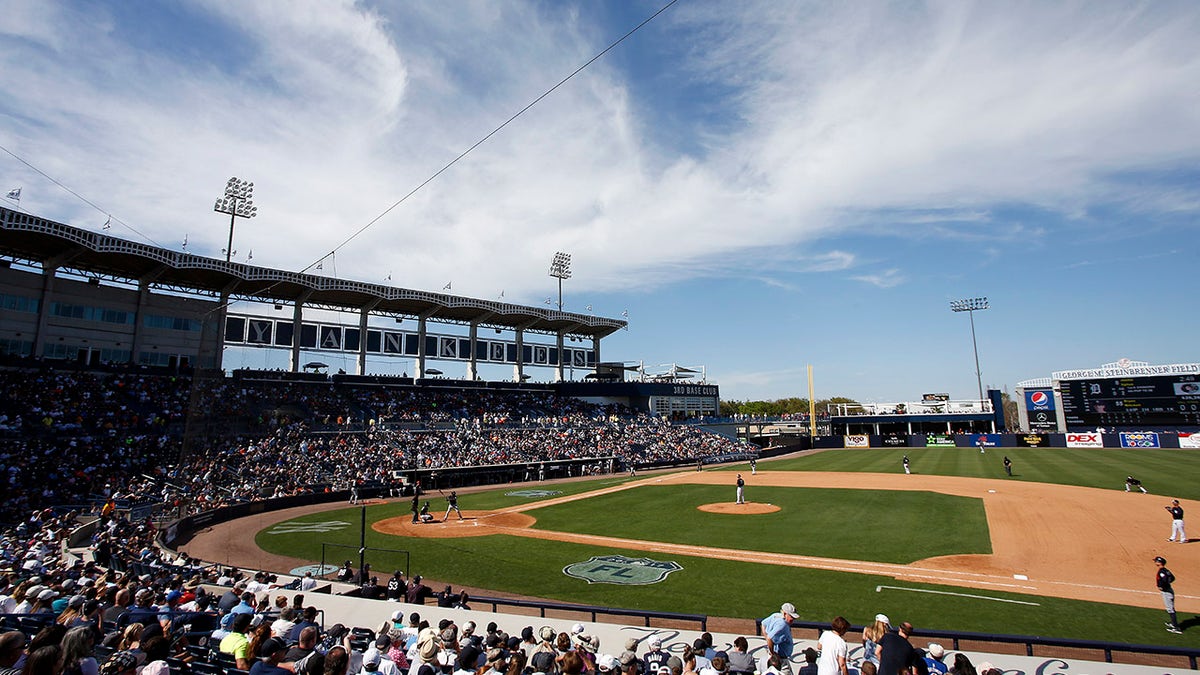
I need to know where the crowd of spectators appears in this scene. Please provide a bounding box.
[0,363,755,525]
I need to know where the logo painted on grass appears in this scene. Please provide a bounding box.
[564,555,682,585]
[267,520,352,534]
[289,564,340,577]
[504,490,563,498]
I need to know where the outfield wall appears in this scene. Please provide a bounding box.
[822,431,1195,449]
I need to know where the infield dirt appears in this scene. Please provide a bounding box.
[183,470,1198,613]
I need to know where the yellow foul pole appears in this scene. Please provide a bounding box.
[808,364,816,437]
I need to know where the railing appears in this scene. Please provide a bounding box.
[755,619,1200,669]
[469,595,707,631]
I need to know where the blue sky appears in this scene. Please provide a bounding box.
[1,1,1198,403]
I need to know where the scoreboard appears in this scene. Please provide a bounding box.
[1061,375,1200,428]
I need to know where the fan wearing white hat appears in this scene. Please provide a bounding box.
[761,602,797,675]
[861,614,890,668]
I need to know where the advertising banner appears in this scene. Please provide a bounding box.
[881,435,908,447]
[1120,432,1161,448]
[925,433,955,448]
[1025,390,1055,411]
[844,435,870,449]
[1065,432,1103,448]
[969,434,1000,448]
[1016,434,1051,447]
[1179,433,1200,449]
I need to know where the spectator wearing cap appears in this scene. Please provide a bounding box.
[861,615,889,669]
[641,638,668,675]
[762,603,796,675]
[221,613,255,670]
[250,637,291,675]
[596,655,620,675]
[363,635,402,675]
[452,643,482,675]
[482,648,510,675]
[690,641,711,672]
[518,627,537,661]
[409,627,443,675]
[923,644,947,674]
[617,649,639,675]
[531,650,558,675]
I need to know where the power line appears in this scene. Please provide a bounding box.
[0,143,165,247]
[299,0,681,273]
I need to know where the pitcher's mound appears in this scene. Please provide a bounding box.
[698,502,780,515]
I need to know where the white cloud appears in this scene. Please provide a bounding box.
[1,0,1198,307]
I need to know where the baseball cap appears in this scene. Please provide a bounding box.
[927,643,945,659]
[391,610,405,622]
[875,613,890,624]
[1155,556,1167,564]
[648,638,662,650]
[539,626,556,641]
[258,637,287,658]
[598,655,620,672]
[780,602,796,615]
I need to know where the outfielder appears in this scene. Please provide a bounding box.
[736,474,745,504]
[444,490,464,521]
[902,455,911,475]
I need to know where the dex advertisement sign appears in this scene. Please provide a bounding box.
[1066,433,1103,448]
[1120,432,1161,448]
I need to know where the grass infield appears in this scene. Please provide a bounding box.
[255,448,1200,647]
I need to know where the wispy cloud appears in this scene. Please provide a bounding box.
[1,0,1198,304]
[852,268,905,288]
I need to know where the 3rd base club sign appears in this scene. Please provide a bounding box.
[564,555,682,585]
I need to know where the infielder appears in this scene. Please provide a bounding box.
[444,490,464,521]
[736,474,745,504]
[1166,499,1186,543]
[1156,556,1182,633]
[902,455,910,475]
[1126,476,1148,493]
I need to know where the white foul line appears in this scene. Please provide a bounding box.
[876,585,1041,606]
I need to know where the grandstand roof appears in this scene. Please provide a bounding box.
[0,207,626,338]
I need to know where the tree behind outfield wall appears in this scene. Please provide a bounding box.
[720,396,859,418]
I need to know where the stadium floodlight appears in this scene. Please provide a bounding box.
[214,177,258,262]
[548,251,572,310]
[950,296,990,405]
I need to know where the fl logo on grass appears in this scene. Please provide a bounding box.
[564,555,682,585]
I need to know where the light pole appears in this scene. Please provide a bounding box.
[213,177,257,262]
[950,296,989,405]
[548,251,571,310]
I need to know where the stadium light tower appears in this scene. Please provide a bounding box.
[548,251,572,310]
[214,177,258,262]
[950,297,989,405]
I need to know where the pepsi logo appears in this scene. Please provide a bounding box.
[1030,392,1049,406]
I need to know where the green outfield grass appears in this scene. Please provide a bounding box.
[750,447,1200,499]
[526,484,989,563]
[254,449,1200,647]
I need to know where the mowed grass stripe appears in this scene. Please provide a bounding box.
[256,507,1181,645]
[524,485,990,564]
[753,448,1200,500]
